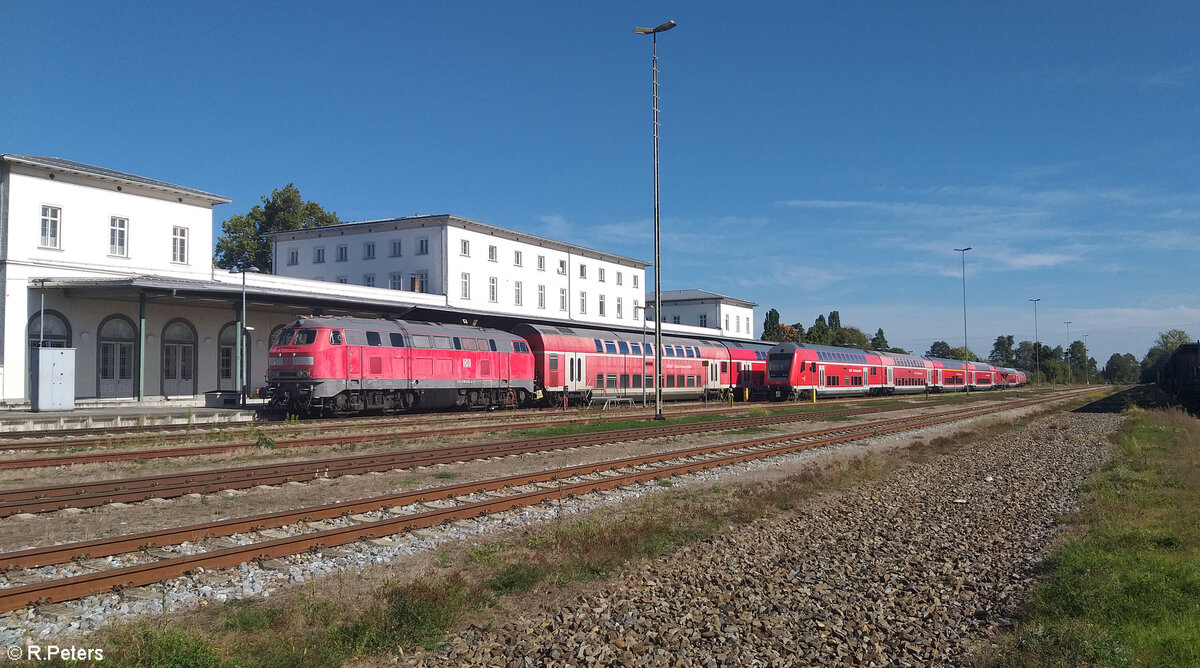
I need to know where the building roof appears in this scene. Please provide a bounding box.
[649,289,757,308]
[266,214,650,268]
[1,154,231,204]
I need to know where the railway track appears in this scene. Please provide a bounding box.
[0,400,949,515]
[0,391,1084,613]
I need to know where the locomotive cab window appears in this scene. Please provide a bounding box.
[294,329,318,345]
[329,330,343,345]
[366,331,383,347]
[489,339,498,352]
[388,333,404,347]
[275,330,295,346]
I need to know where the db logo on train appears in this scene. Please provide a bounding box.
[462,359,472,368]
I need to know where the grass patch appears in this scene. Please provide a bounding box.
[984,407,1200,667]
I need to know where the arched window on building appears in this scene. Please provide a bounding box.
[97,315,137,398]
[161,319,197,397]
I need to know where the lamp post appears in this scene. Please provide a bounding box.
[1083,334,1090,385]
[230,266,260,405]
[1064,320,1072,385]
[635,305,648,407]
[635,18,676,421]
[1029,298,1040,384]
[954,247,972,358]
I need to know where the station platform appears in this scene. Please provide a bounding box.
[0,396,262,434]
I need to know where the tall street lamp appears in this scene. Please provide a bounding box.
[230,266,260,405]
[954,247,972,358]
[635,18,676,421]
[1064,320,1072,385]
[1029,298,1041,384]
[1083,333,1090,385]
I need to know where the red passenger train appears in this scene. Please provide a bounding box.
[765,343,1025,400]
[266,316,774,415]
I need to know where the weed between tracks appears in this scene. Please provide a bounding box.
[981,405,1200,668]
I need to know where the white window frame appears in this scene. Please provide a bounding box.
[558,259,567,275]
[461,272,471,299]
[363,242,376,260]
[579,264,587,279]
[391,239,403,257]
[488,245,498,262]
[489,276,498,303]
[633,275,639,289]
[363,274,375,287]
[579,291,587,314]
[598,267,605,283]
[417,238,429,255]
[599,294,606,317]
[109,216,128,257]
[537,255,546,271]
[336,244,348,262]
[415,271,429,292]
[699,314,708,328]
[617,297,623,319]
[514,280,523,306]
[559,288,568,311]
[390,272,405,290]
[514,250,523,266]
[616,271,623,286]
[171,226,188,264]
[538,284,546,309]
[287,249,299,266]
[314,246,326,263]
[41,205,62,249]
[461,239,470,256]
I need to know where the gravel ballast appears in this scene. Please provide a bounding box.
[400,410,1122,667]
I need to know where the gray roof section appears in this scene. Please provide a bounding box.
[650,289,757,308]
[2,154,230,204]
[266,214,650,268]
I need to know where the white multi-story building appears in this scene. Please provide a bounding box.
[649,289,758,340]
[269,215,650,329]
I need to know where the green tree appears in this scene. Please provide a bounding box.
[949,346,978,361]
[827,311,842,331]
[213,183,342,273]
[1102,353,1138,384]
[833,326,871,349]
[762,309,786,342]
[807,315,833,345]
[988,335,1016,367]
[926,341,954,358]
[869,328,889,351]
[788,322,806,343]
[1140,329,1193,382]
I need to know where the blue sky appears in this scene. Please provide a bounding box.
[4,2,1198,366]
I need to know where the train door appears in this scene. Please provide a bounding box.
[862,367,868,389]
[887,366,893,387]
[819,365,826,388]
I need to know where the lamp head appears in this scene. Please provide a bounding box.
[634,20,676,34]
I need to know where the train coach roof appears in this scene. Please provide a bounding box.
[924,357,968,370]
[513,323,726,348]
[285,316,516,340]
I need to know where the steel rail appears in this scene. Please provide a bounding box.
[0,393,1061,612]
[0,400,879,469]
[0,403,936,515]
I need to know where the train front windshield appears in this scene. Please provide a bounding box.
[767,353,793,380]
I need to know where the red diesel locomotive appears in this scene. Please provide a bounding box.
[267,317,536,415]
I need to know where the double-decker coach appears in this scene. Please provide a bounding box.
[765,342,889,400]
[926,357,969,392]
[513,323,735,406]
[870,351,931,395]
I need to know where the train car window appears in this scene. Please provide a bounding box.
[453,337,462,350]
[684,347,694,358]
[666,375,675,388]
[675,346,685,357]
[686,376,695,388]
[629,342,640,355]
[618,341,629,355]
[434,336,453,350]
[366,331,383,347]
[595,374,603,387]
[810,362,817,372]
[721,361,728,373]
[664,347,674,357]
[646,374,654,388]
[411,334,432,348]
[676,374,685,387]
[632,374,641,388]
[594,339,604,353]
[388,333,404,347]
[460,338,477,351]
[343,330,367,346]
[606,375,617,389]
[605,341,617,354]
[549,354,558,370]
[329,330,343,345]
[488,339,498,352]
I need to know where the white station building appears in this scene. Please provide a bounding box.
[0,154,758,407]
